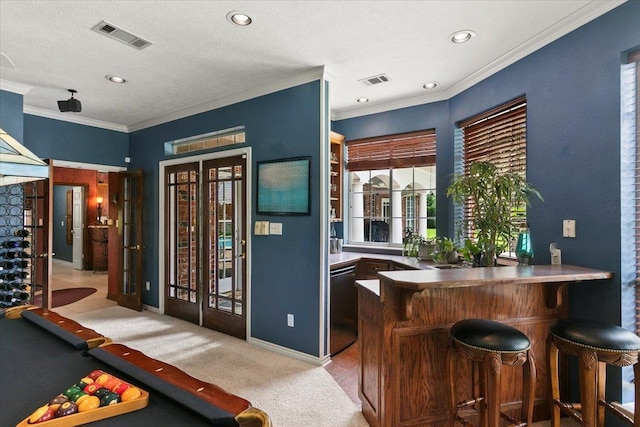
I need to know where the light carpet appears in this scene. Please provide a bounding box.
[69,305,368,427]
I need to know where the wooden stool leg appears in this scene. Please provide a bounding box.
[549,338,562,427]
[447,343,458,427]
[596,361,606,427]
[578,349,599,427]
[484,353,502,427]
[522,349,536,425]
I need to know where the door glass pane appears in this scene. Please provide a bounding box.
[166,168,198,304]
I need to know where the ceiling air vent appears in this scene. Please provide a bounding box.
[358,74,391,86]
[91,20,153,50]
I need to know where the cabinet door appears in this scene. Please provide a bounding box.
[361,260,391,279]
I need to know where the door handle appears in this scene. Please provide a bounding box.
[235,253,246,259]
[125,244,141,250]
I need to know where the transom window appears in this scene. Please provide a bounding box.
[166,126,245,155]
[346,130,436,246]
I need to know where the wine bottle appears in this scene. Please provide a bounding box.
[0,273,16,281]
[1,240,20,248]
[1,252,18,259]
[14,229,30,238]
[15,271,30,280]
[14,260,29,269]
[12,290,30,300]
[0,261,14,269]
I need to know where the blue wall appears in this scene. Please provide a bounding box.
[334,0,640,410]
[129,81,323,356]
[0,90,24,141]
[24,115,128,167]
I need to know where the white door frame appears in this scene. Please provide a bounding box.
[71,186,84,269]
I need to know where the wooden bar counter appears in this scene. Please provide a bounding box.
[355,264,612,427]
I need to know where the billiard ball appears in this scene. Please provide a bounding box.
[121,386,141,402]
[87,370,104,380]
[100,391,120,406]
[55,401,78,417]
[48,395,69,405]
[28,405,55,423]
[78,395,101,412]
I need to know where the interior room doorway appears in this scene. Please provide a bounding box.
[52,184,85,270]
[162,152,248,339]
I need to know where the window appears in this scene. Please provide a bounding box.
[455,96,527,250]
[346,130,436,246]
[621,48,640,332]
[165,127,245,155]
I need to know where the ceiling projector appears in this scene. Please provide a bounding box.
[57,89,82,112]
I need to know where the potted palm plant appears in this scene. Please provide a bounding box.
[446,161,542,267]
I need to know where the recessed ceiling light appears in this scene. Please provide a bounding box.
[422,82,438,89]
[451,30,476,44]
[105,75,126,83]
[356,97,369,103]
[227,11,252,26]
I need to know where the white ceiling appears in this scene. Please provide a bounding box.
[0,0,625,132]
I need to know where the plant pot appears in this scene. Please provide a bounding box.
[419,243,435,261]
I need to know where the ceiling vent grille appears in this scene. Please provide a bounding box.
[358,74,391,86]
[91,20,153,50]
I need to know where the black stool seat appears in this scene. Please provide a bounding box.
[450,318,531,352]
[550,319,640,352]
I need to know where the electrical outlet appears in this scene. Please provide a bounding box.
[145,281,150,291]
[287,313,294,327]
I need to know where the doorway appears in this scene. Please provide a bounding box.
[52,184,85,270]
[162,152,248,339]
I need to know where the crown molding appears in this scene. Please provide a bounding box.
[332,0,626,122]
[128,66,327,132]
[0,79,33,95]
[23,106,129,133]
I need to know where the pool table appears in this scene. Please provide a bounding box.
[0,306,270,427]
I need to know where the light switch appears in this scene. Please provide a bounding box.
[563,219,576,238]
[269,222,282,235]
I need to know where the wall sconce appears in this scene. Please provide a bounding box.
[96,196,104,222]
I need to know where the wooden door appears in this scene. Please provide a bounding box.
[202,156,247,339]
[115,170,143,311]
[28,175,51,308]
[164,163,200,324]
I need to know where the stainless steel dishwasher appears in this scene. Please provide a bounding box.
[329,264,357,355]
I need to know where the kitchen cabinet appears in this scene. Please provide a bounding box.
[330,131,344,221]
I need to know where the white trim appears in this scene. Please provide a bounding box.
[248,337,330,366]
[51,159,127,172]
[158,146,252,339]
[332,0,626,121]
[129,66,326,132]
[23,106,129,133]
[320,77,329,359]
[0,79,32,95]
[142,304,161,314]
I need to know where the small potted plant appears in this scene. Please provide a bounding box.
[403,230,435,261]
[431,236,458,264]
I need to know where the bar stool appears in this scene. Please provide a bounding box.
[447,319,536,427]
[548,319,640,427]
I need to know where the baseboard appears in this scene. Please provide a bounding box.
[52,259,74,268]
[142,304,161,314]
[248,337,330,366]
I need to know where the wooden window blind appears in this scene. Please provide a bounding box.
[458,96,528,240]
[346,129,436,171]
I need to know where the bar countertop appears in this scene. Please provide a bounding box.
[377,264,613,291]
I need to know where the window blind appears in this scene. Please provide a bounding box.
[623,50,640,331]
[346,129,436,171]
[458,96,528,240]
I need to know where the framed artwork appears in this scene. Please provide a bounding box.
[257,156,311,215]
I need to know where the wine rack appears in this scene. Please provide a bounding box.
[0,183,37,309]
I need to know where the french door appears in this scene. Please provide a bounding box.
[116,170,144,311]
[164,155,247,339]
